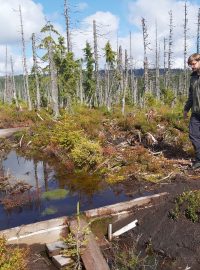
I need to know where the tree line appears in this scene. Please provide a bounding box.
[1,1,200,117]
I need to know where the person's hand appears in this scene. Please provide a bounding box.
[183,110,188,119]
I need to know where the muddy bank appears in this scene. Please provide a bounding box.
[103,174,200,270]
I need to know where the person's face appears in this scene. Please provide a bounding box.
[189,60,200,72]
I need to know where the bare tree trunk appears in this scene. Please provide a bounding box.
[3,45,8,103]
[163,37,167,89]
[19,5,32,110]
[48,40,60,118]
[155,22,160,99]
[32,33,41,110]
[134,78,138,104]
[197,8,200,53]
[6,76,13,104]
[118,45,123,103]
[122,49,128,115]
[183,0,188,95]
[129,31,136,104]
[166,10,173,89]
[142,17,149,104]
[10,56,19,108]
[93,20,100,106]
[64,0,71,52]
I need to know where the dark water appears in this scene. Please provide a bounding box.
[0,151,132,230]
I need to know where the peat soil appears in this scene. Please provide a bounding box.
[103,173,200,270]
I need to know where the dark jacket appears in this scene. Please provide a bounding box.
[184,71,200,114]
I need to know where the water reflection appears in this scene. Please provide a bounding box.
[0,150,129,230]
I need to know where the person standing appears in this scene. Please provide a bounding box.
[184,53,200,169]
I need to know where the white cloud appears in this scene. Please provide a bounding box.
[76,2,88,11]
[127,0,199,68]
[72,11,119,64]
[0,0,45,44]
[0,0,46,75]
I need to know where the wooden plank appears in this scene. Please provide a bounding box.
[85,192,168,218]
[0,216,68,245]
[52,255,74,269]
[69,218,110,270]
[46,241,67,257]
[112,219,138,237]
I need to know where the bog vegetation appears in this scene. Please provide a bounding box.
[0,100,192,184]
[0,237,28,270]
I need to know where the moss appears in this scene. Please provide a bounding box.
[142,173,163,183]
[91,217,113,237]
[42,189,69,200]
[169,190,200,222]
[106,174,124,184]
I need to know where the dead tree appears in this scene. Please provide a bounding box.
[48,40,60,118]
[155,22,160,99]
[64,0,71,52]
[129,31,136,104]
[6,76,13,104]
[3,45,8,103]
[122,49,128,115]
[117,45,123,103]
[10,56,19,108]
[141,18,150,102]
[163,37,167,88]
[93,20,100,106]
[197,8,200,53]
[166,10,173,89]
[32,33,41,110]
[19,5,32,110]
[183,0,188,95]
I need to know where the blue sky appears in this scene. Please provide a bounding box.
[0,0,200,75]
[36,0,133,36]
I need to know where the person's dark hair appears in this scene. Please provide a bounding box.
[188,53,200,65]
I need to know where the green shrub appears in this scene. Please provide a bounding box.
[161,88,175,106]
[71,138,102,168]
[50,118,83,149]
[0,237,28,270]
[170,190,200,222]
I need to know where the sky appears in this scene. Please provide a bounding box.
[0,0,200,76]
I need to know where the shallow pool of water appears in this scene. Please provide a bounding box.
[0,151,133,230]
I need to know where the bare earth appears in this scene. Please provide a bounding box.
[103,173,200,270]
